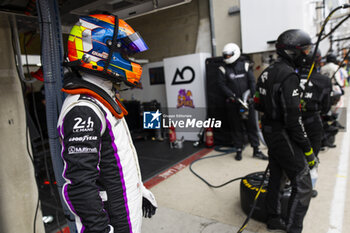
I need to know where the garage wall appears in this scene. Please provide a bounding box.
[126,0,210,62]
[20,0,211,62]
[126,0,241,61]
[212,0,241,56]
[0,14,44,233]
[121,61,168,109]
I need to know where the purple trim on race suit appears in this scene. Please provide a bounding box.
[105,116,133,233]
[58,120,86,233]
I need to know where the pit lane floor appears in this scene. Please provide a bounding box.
[142,88,350,233]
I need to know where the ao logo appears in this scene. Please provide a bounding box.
[172,66,195,85]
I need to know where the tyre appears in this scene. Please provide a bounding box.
[240,171,291,223]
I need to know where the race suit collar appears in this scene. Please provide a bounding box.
[62,72,128,119]
[82,73,115,98]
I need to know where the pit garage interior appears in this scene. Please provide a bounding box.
[1,0,350,233]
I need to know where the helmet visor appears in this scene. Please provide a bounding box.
[223,53,234,59]
[299,44,312,55]
[120,32,148,53]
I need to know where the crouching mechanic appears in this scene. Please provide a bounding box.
[255,29,317,233]
[57,15,157,233]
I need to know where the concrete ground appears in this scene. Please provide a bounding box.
[142,88,350,233]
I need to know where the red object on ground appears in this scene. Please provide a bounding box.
[144,147,213,189]
[30,66,44,81]
[55,226,70,233]
[205,127,214,148]
[169,126,176,143]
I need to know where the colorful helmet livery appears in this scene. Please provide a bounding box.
[67,14,148,86]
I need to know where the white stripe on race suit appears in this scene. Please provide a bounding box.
[327,97,350,233]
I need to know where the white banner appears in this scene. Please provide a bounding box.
[164,53,211,141]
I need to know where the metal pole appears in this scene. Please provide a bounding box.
[208,0,216,57]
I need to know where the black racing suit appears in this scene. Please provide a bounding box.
[217,59,259,149]
[299,68,332,156]
[255,58,313,233]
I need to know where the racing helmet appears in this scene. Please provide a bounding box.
[67,14,148,86]
[326,53,338,64]
[275,29,312,67]
[222,43,241,64]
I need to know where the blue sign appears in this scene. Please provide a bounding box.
[143,110,162,129]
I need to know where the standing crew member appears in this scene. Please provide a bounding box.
[217,43,267,161]
[298,48,332,157]
[320,54,345,107]
[321,54,344,88]
[255,29,316,233]
[57,15,157,233]
[297,48,332,198]
[320,54,346,132]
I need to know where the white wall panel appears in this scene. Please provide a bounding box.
[240,0,318,54]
